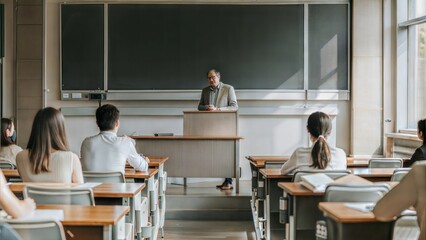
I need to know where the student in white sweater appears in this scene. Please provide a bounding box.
[280,111,347,175]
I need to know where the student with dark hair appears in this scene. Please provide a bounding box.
[0,118,23,164]
[16,107,83,183]
[80,104,149,173]
[280,111,347,175]
[405,119,426,167]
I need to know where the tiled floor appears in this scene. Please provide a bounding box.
[163,180,255,239]
[162,220,256,240]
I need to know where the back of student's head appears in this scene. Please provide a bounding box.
[96,104,120,131]
[1,118,14,147]
[307,111,332,169]
[418,119,426,144]
[27,107,69,174]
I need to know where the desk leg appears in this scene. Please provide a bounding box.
[147,175,159,240]
[235,141,240,194]
[158,164,166,238]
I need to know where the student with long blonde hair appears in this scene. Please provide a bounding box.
[16,107,83,183]
[280,111,347,175]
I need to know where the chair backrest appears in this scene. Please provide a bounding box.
[324,184,390,202]
[83,171,125,183]
[292,170,351,182]
[392,214,420,240]
[0,159,15,169]
[24,185,95,206]
[368,158,403,168]
[264,162,285,169]
[5,219,66,240]
[391,168,411,182]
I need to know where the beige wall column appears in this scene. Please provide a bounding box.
[351,0,383,155]
[15,0,43,147]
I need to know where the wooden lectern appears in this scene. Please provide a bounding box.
[133,110,242,192]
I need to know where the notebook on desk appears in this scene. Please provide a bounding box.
[344,202,375,213]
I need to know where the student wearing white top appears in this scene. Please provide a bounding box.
[80,104,149,173]
[280,111,347,175]
[0,118,23,165]
[16,107,84,183]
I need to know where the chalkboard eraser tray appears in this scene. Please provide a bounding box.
[154,133,174,136]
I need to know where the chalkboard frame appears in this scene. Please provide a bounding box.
[60,2,350,101]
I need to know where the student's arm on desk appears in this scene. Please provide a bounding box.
[373,167,417,221]
[127,139,149,171]
[0,170,36,218]
[280,150,299,175]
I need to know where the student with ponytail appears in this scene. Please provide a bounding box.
[280,111,347,175]
[405,119,426,167]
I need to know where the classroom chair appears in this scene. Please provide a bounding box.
[83,171,125,183]
[391,168,411,182]
[24,185,95,206]
[292,170,351,182]
[0,158,15,169]
[392,214,420,240]
[317,184,391,240]
[4,219,66,240]
[368,158,403,168]
[264,162,285,169]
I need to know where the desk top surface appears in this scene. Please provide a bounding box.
[9,182,145,198]
[125,168,158,179]
[246,156,371,168]
[278,182,398,196]
[318,202,378,223]
[132,135,243,140]
[147,156,169,167]
[348,168,396,177]
[183,110,237,113]
[259,168,395,179]
[126,156,169,168]
[3,169,159,180]
[37,204,130,226]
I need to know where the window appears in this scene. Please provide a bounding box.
[399,0,426,129]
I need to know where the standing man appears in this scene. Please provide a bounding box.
[198,69,238,190]
[81,104,149,174]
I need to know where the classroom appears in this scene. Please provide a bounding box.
[0,0,424,239]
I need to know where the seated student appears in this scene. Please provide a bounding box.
[16,107,84,183]
[405,119,426,167]
[80,104,149,173]
[0,118,23,165]
[280,111,347,175]
[373,163,426,239]
[0,170,35,218]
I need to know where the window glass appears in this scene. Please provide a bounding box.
[411,0,426,19]
[413,22,426,125]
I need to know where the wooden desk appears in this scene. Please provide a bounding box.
[125,156,169,168]
[318,202,394,239]
[128,156,169,238]
[348,168,395,181]
[256,168,293,240]
[132,135,242,193]
[37,204,129,240]
[3,168,160,181]
[125,169,158,179]
[278,182,398,240]
[9,182,146,240]
[245,156,370,168]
